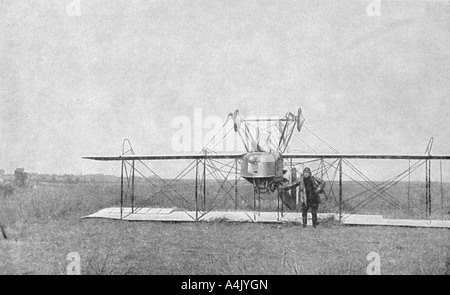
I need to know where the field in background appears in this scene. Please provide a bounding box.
[0,181,449,275]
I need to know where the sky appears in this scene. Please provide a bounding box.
[1,0,450,181]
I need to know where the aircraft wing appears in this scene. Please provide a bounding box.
[282,153,450,160]
[84,152,450,161]
[83,153,245,161]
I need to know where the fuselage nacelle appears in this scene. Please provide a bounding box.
[241,152,284,189]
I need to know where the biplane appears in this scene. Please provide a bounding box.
[83,108,450,226]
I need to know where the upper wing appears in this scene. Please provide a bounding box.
[282,153,450,160]
[83,153,245,161]
[84,152,450,161]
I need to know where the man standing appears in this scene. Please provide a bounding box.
[299,167,325,228]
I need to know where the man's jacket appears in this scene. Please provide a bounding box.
[298,176,326,205]
[283,175,326,205]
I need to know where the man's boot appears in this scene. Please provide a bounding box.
[302,215,307,227]
[312,213,317,228]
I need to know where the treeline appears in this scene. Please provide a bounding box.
[1,168,157,186]
[1,171,121,184]
[29,173,122,184]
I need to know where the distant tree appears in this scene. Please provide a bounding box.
[2,182,14,197]
[14,168,28,188]
[0,176,14,197]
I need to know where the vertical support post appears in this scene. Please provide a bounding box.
[289,159,293,210]
[203,158,206,211]
[120,160,124,220]
[339,158,343,222]
[429,159,432,217]
[195,159,199,221]
[426,160,428,218]
[235,159,238,210]
[440,160,444,221]
[253,184,256,221]
[407,159,411,210]
[289,158,297,210]
[258,190,261,216]
[195,159,198,219]
[131,160,135,213]
[277,189,280,221]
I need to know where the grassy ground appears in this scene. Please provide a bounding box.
[0,183,449,275]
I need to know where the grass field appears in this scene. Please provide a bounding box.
[0,182,449,275]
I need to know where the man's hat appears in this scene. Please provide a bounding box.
[303,167,311,173]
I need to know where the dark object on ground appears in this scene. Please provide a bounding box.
[1,225,7,239]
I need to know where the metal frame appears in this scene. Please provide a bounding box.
[115,148,449,222]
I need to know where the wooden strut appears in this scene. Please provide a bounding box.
[440,160,444,220]
[429,159,432,217]
[277,188,280,221]
[195,159,199,221]
[203,159,206,211]
[339,159,343,222]
[253,184,256,220]
[258,189,261,216]
[408,159,411,209]
[339,159,342,222]
[425,160,428,218]
[425,159,432,218]
[120,160,124,220]
[131,160,135,213]
[235,159,238,210]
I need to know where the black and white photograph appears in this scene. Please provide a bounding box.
[1,0,449,278]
